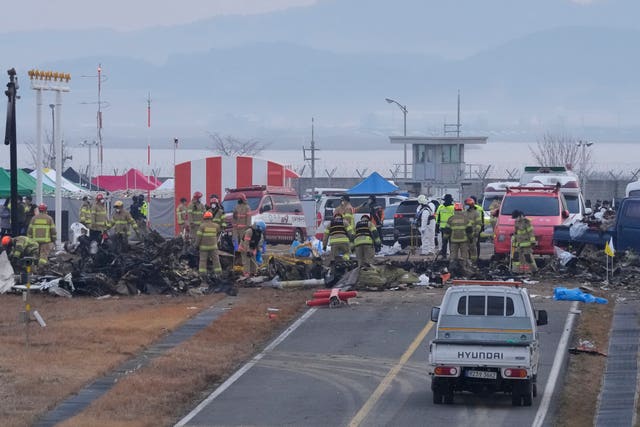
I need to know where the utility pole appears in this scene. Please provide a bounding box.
[4,68,18,236]
[97,64,103,177]
[303,117,320,194]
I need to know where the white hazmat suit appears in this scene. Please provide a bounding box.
[416,195,437,255]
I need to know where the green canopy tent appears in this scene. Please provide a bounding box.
[0,169,32,198]
[17,169,55,195]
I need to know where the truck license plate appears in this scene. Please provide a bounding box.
[466,370,497,379]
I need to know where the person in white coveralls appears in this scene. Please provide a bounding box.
[416,194,438,255]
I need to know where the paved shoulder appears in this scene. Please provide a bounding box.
[596,300,640,427]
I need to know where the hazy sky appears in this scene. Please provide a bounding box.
[6,0,317,33]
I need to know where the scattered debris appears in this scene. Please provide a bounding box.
[569,339,608,357]
[554,287,608,304]
[306,288,357,307]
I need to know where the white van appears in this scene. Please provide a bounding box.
[528,175,591,223]
[626,181,640,197]
[481,182,519,236]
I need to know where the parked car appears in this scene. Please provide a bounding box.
[393,199,421,249]
[315,194,406,239]
[493,185,570,256]
[222,185,306,244]
[380,202,400,246]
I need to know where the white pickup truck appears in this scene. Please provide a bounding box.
[428,281,548,406]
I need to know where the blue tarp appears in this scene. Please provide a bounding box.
[346,172,399,195]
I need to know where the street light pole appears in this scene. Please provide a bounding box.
[35,88,43,204]
[80,139,98,188]
[49,104,55,168]
[173,137,179,171]
[29,70,71,248]
[385,97,408,179]
[576,140,594,197]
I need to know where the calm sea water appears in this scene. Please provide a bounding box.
[4,141,637,179]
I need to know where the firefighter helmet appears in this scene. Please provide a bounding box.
[417,194,428,205]
[96,193,105,201]
[254,220,266,232]
[114,200,124,208]
[193,191,203,199]
[1,236,11,247]
[454,202,463,211]
[210,197,219,205]
[203,211,213,219]
[38,203,47,212]
[464,197,475,207]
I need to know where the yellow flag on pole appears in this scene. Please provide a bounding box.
[604,237,615,257]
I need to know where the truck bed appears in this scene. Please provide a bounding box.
[553,224,612,249]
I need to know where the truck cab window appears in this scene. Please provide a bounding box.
[457,295,515,316]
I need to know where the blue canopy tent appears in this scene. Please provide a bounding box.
[346,172,399,195]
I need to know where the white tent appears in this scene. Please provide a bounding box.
[31,168,88,194]
[156,178,174,191]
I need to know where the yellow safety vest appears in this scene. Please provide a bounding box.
[437,204,455,229]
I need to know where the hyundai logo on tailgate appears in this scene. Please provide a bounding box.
[458,351,504,360]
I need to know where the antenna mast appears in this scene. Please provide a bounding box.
[97,64,103,176]
[303,117,320,194]
[444,90,462,137]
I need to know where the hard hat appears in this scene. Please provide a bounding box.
[114,200,124,208]
[38,203,47,212]
[464,197,475,206]
[1,236,11,247]
[238,193,247,201]
[254,220,266,232]
[96,193,104,201]
[417,195,428,205]
[210,197,219,205]
[361,214,371,220]
[203,211,213,219]
[193,191,203,199]
[454,202,463,211]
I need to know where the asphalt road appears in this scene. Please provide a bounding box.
[179,289,571,427]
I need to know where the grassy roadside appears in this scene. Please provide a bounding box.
[0,288,309,427]
[554,299,615,427]
[60,288,309,426]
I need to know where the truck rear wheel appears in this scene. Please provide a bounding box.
[432,378,454,404]
[511,379,533,407]
[443,391,454,404]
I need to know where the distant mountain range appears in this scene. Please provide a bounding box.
[1,0,639,149]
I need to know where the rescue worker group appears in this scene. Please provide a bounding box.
[1,190,537,279]
[1,194,149,273]
[323,193,536,276]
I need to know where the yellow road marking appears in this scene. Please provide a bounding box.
[348,321,435,427]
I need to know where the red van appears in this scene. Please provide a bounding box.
[222,185,307,244]
[493,185,570,256]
